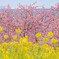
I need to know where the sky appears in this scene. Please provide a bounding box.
[0,0,59,9]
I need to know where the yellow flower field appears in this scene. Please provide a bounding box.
[0,26,59,59]
[0,36,58,59]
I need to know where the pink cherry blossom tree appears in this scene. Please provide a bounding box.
[0,3,59,43]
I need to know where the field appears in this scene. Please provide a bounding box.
[0,4,59,59]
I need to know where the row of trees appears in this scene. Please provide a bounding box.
[0,3,59,43]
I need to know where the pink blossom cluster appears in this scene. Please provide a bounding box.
[0,3,59,42]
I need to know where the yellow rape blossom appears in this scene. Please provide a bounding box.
[13,35,17,40]
[51,38,58,43]
[43,38,49,43]
[2,42,8,48]
[36,32,41,38]
[4,35,8,39]
[28,42,33,47]
[19,37,23,44]
[0,26,3,32]
[33,44,39,49]
[41,44,48,49]
[15,28,20,34]
[47,32,53,38]
[23,36,28,42]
